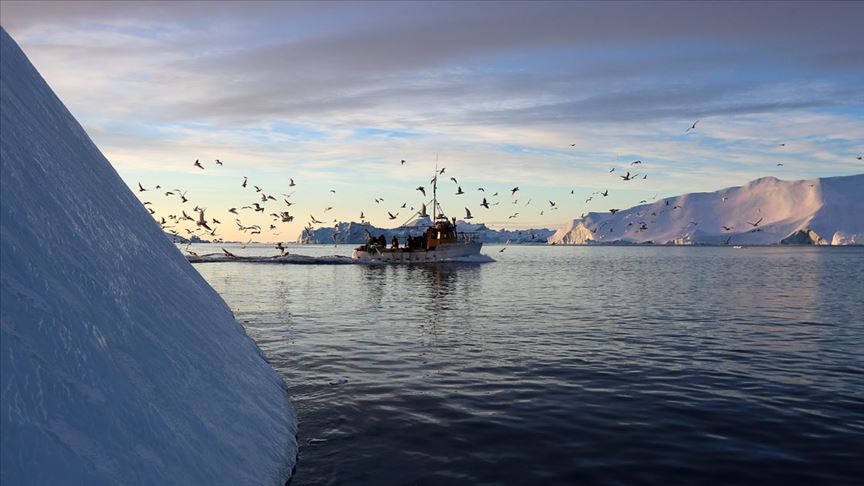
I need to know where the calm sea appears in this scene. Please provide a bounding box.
[189,244,864,484]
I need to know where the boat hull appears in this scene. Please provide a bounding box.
[352,241,482,263]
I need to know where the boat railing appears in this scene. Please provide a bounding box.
[459,232,482,243]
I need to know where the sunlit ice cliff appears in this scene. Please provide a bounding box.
[299,215,554,244]
[548,174,864,246]
[1,27,296,484]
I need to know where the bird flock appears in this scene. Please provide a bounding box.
[136,120,853,250]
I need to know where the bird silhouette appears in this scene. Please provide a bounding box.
[194,160,204,170]
[215,159,223,166]
[685,120,699,132]
[450,177,458,184]
[138,182,146,192]
[511,187,519,196]
[747,217,763,227]
[464,208,473,219]
[456,186,465,195]
[388,211,399,220]
[609,209,620,214]
[416,186,426,196]
[289,178,296,187]
[480,198,490,209]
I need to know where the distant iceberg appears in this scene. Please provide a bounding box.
[1,27,296,484]
[300,218,554,244]
[548,174,864,246]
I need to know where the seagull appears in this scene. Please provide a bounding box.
[324,206,333,212]
[456,186,464,195]
[609,167,616,173]
[400,202,407,208]
[439,167,446,174]
[508,213,519,219]
[481,198,489,208]
[609,209,620,214]
[747,217,763,227]
[416,186,426,196]
[242,177,248,188]
[549,200,556,207]
[254,185,262,192]
[464,208,473,219]
[360,211,365,219]
[228,208,238,214]
[330,189,336,193]
[450,177,458,184]
[722,225,734,231]
[585,196,593,203]
[310,215,323,224]
[138,182,147,192]
[401,159,406,165]
[569,143,576,147]
[776,163,784,166]
[252,203,264,212]
[194,160,204,170]
[630,160,642,165]
[478,187,485,192]
[620,172,636,181]
[685,120,699,132]
[643,174,647,180]
[222,248,235,257]
[289,178,296,187]
[388,211,398,220]
[601,189,608,197]
[499,247,507,252]
[215,159,223,165]
[195,209,211,231]
[778,143,786,147]
[511,187,519,196]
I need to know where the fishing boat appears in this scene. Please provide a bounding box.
[352,167,482,263]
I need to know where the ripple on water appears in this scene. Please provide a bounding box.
[191,244,864,484]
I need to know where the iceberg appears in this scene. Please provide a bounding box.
[1,27,296,484]
[548,174,864,246]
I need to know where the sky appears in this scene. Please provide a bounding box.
[2,1,863,242]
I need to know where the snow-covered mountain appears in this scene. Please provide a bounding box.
[299,216,554,244]
[548,174,864,245]
[1,27,296,484]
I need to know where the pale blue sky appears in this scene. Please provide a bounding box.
[2,1,862,241]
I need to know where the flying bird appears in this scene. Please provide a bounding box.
[138,182,146,192]
[609,168,615,173]
[511,187,519,196]
[228,207,238,214]
[609,209,620,214]
[464,208,473,219]
[401,159,406,165]
[747,217,763,227]
[478,187,485,192]
[416,186,426,196]
[222,248,235,257]
[685,120,699,132]
[630,160,642,165]
[439,167,446,174]
[193,159,204,170]
[450,177,458,184]
[215,159,223,165]
[242,176,248,188]
[480,198,490,209]
[289,178,296,187]
[601,189,608,197]
[388,211,398,220]
[456,186,464,195]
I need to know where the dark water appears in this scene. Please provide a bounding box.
[191,244,864,484]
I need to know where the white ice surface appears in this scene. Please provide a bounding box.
[548,174,864,245]
[1,27,296,485]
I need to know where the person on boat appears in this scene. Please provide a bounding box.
[391,235,399,249]
[378,235,386,248]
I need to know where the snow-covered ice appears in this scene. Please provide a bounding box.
[548,174,864,245]
[1,27,296,484]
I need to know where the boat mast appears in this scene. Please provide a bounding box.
[433,154,438,221]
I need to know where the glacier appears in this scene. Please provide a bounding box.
[1,27,296,484]
[299,215,554,244]
[548,174,864,246]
